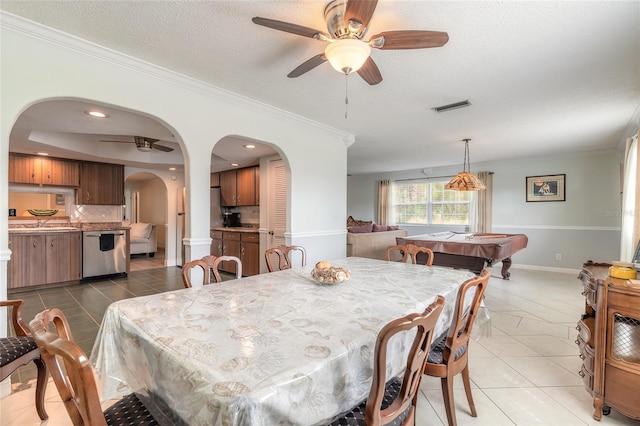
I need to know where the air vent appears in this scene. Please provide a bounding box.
[431,100,472,113]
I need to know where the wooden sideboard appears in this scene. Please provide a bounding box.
[578,261,640,421]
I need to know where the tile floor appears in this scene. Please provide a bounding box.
[2,267,639,425]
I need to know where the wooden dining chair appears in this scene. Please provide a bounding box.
[406,244,435,266]
[181,259,210,288]
[201,255,242,282]
[424,269,491,426]
[385,244,410,263]
[265,245,307,272]
[29,308,159,426]
[329,296,445,426]
[0,300,48,420]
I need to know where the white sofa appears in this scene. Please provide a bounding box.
[346,229,408,260]
[123,221,157,257]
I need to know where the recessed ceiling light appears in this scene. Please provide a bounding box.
[36,152,49,156]
[169,167,176,171]
[230,163,239,167]
[243,144,256,149]
[85,110,108,118]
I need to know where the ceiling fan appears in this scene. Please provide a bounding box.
[252,0,449,85]
[99,136,174,152]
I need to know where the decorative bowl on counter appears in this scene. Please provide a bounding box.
[311,261,351,285]
[27,209,58,216]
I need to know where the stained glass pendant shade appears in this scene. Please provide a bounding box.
[445,139,486,191]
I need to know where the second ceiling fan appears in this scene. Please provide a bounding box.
[252,0,449,85]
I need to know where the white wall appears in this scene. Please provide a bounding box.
[347,150,622,271]
[1,15,350,301]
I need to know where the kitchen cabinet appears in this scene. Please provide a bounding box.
[211,230,223,257]
[236,167,257,206]
[220,170,237,207]
[8,232,82,289]
[240,232,260,276]
[220,166,258,207]
[221,231,241,274]
[578,261,640,421]
[77,161,124,205]
[211,229,259,276]
[9,153,80,187]
[210,172,221,188]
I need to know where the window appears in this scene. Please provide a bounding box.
[392,180,471,225]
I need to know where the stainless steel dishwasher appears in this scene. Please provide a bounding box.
[82,230,127,280]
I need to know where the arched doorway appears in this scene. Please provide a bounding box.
[125,172,168,271]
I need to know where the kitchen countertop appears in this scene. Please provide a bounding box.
[211,226,259,233]
[8,227,82,233]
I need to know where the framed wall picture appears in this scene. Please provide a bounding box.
[526,174,566,202]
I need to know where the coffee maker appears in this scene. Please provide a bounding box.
[223,211,241,227]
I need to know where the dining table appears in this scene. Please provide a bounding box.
[90,257,480,426]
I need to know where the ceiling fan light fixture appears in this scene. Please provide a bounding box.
[445,139,486,191]
[324,39,371,74]
[134,137,153,152]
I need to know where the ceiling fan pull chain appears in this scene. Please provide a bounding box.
[344,73,349,119]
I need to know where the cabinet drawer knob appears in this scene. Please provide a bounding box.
[575,325,580,330]
[575,339,579,345]
[579,354,585,360]
[578,370,585,377]
[33,241,36,247]
[581,291,586,296]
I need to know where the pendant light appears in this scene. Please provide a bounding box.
[445,139,486,191]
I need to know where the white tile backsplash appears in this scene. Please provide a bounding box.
[70,204,122,222]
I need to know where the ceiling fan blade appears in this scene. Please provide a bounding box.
[98,139,132,143]
[357,57,382,85]
[369,30,449,50]
[345,0,378,31]
[152,144,174,152]
[252,17,329,40]
[287,54,327,78]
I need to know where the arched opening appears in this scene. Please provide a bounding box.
[124,172,168,271]
[7,97,187,272]
[209,136,288,275]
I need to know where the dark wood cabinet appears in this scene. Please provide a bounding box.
[210,172,221,188]
[77,161,124,205]
[236,167,256,206]
[211,229,259,276]
[220,167,258,207]
[8,232,82,289]
[221,231,241,274]
[578,261,640,421]
[220,170,237,207]
[9,154,79,187]
[240,232,260,276]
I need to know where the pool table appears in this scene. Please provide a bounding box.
[397,232,528,279]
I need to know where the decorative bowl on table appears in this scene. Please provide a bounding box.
[311,261,351,285]
[27,209,58,216]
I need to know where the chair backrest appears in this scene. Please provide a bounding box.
[365,296,445,426]
[441,269,491,364]
[265,245,307,272]
[204,255,243,280]
[385,245,410,263]
[0,299,30,337]
[182,259,211,288]
[29,308,106,426]
[406,244,434,266]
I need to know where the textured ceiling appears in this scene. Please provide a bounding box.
[2,1,639,175]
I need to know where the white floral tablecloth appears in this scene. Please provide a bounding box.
[90,257,476,426]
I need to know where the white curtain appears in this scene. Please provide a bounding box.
[621,134,639,261]
[377,180,390,225]
[469,172,493,233]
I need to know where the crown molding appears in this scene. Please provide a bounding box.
[0,11,352,141]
